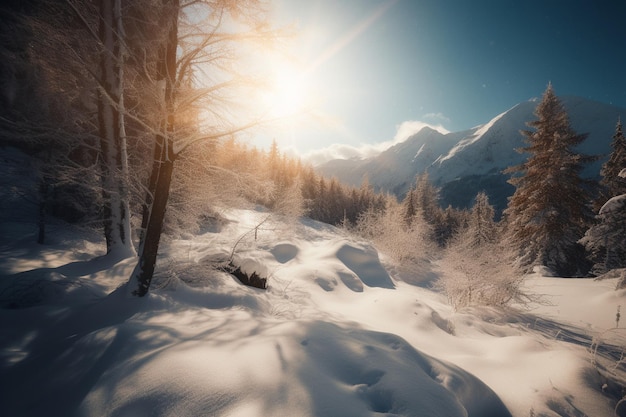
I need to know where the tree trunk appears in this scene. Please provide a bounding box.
[98,0,135,258]
[138,130,164,248]
[128,140,175,296]
[129,0,179,296]
[138,0,179,251]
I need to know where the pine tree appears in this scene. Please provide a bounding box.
[597,118,626,206]
[411,173,452,245]
[580,196,626,275]
[503,84,594,276]
[466,192,497,248]
[582,159,626,274]
[582,118,626,275]
[402,186,417,226]
[436,205,464,246]
[413,173,440,225]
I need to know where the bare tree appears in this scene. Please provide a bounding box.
[127,0,276,296]
[353,196,434,271]
[1,2,91,242]
[93,0,134,257]
[5,0,282,296]
[2,0,135,256]
[438,194,527,310]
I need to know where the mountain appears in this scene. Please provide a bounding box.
[317,97,626,213]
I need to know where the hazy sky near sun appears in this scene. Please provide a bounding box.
[257,0,626,163]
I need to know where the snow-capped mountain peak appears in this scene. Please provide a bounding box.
[317,97,626,211]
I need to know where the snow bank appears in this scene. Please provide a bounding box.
[1,208,624,417]
[74,315,509,417]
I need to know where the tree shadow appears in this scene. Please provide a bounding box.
[464,306,626,409]
[0,284,274,417]
[0,253,134,309]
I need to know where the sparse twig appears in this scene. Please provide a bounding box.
[228,214,271,262]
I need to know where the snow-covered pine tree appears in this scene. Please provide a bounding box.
[466,191,497,248]
[402,185,417,226]
[581,159,626,274]
[408,173,451,245]
[580,196,626,275]
[436,205,464,246]
[597,118,626,207]
[414,173,440,225]
[503,83,594,276]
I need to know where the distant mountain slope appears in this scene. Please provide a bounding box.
[317,97,626,212]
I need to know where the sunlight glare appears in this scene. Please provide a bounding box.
[262,64,313,120]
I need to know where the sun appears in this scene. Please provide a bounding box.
[261,64,313,120]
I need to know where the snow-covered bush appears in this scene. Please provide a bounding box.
[437,240,527,311]
[438,193,530,310]
[352,201,435,272]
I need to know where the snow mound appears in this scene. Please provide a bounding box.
[336,242,394,289]
[600,194,626,215]
[271,242,299,263]
[75,316,510,417]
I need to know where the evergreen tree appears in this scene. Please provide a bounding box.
[268,139,281,182]
[581,164,626,274]
[580,195,626,275]
[410,173,452,245]
[402,186,417,226]
[598,118,626,206]
[436,205,464,246]
[466,192,497,248]
[300,166,318,211]
[414,173,440,225]
[326,177,345,225]
[503,84,594,276]
[583,119,626,274]
[316,177,328,222]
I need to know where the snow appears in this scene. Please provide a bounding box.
[438,107,510,164]
[1,208,625,417]
[600,194,626,215]
[318,96,626,199]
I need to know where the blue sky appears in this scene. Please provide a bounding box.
[256,0,626,163]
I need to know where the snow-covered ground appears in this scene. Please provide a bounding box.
[1,209,625,417]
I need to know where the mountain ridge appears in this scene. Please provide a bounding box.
[317,96,626,212]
